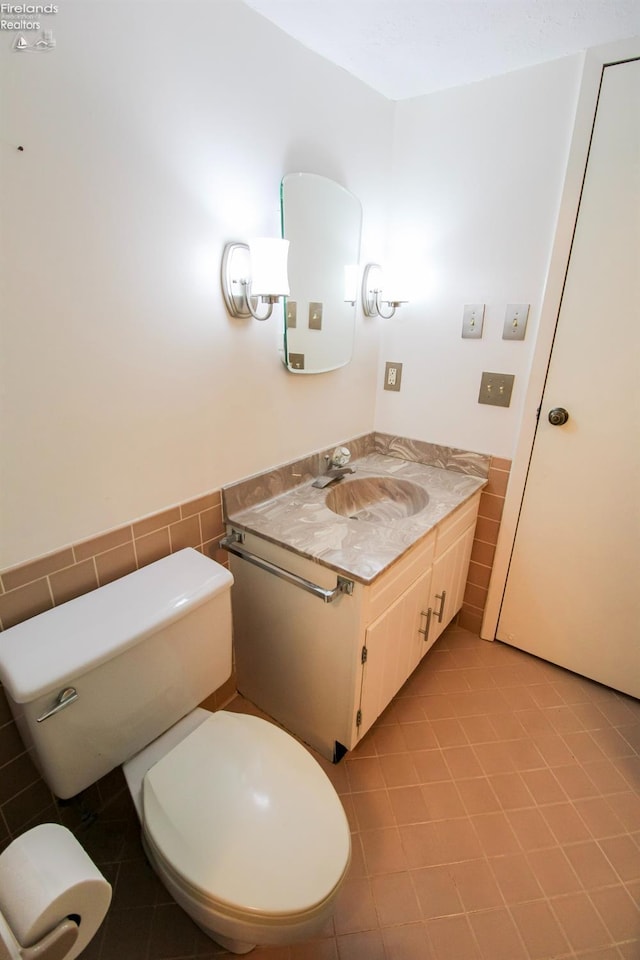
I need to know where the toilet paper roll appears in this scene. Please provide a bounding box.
[0,823,111,960]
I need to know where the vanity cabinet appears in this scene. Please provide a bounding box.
[423,496,478,648]
[227,491,480,762]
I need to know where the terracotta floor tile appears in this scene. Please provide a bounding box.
[488,770,535,810]
[332,878,378,936]
[399,820,443,868]
[350,789,395,831]
[335,929,385,960]
[360,826,407,875]
[412,748,451,783]
[473,740,515,775]
[456,776,501,815]
[469,906,529,960]
[436,816,484,863]
[506,807,557,851]
[67,625,640,960]
[458,714,499,743]
[553,762,601,800]
[509,899,570,959]
[526,847,583,896]
[599,834,640,882]
[344,757,385,793]
[381,922,433,960]
[420,778,466,820]
[582,758,633,795]
[370,723,408,756]
[589,885,640,942]
[471,811,521,857]
[521,767,567,804]
[551,891,612,952]
[370,871,422,926]
[430,717,468,747]
[564,840,620,890]
[387,784,429,825]
[411,863,463,919]
[448,857,504,911]
[426,914,482,959]
[378,752,418,787]
[489,851,545,904]
[398,719,438,750]
[442,743,485,778]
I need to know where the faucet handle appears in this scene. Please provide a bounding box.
[330,446,351,468]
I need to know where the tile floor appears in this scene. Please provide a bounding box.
[77,626,640,959]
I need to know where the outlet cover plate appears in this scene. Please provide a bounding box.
[503,303,529,340]
[384,361,403,391]
[462,303,485,339]
[478,371,514,407]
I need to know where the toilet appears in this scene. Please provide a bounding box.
[0,548,351,954]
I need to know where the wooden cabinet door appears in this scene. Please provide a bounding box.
[356,568,432,740]
[427,524,475,647]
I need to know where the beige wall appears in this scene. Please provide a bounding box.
[375,55,583,460]
[0,0,392,569]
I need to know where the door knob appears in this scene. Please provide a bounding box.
[548,407,570,426]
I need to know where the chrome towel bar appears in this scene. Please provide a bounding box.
[220,532,354,603]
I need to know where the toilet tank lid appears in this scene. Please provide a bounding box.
[0,548,233,704]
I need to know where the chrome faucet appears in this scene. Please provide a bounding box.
[311,446,356,488]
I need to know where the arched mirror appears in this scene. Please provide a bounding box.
[280,173,362,374]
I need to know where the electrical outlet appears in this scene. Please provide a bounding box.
[384,362,402,391]
[478,371,515,407]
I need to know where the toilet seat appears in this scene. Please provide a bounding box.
[142,711,351,920]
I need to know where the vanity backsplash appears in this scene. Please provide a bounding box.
[223,431,491,517]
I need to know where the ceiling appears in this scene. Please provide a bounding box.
[241,0,640,100]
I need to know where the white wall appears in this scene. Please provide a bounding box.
[375,56,583,459]
[0,0,392,568]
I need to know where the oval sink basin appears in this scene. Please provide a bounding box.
[325,476,429,522]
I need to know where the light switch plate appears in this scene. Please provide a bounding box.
[478,371,515,407]
[462,304,485,339]
[286,301,297,328]
[503,303,529,340]
[308,302,323,330]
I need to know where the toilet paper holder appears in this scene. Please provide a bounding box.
[0,824,111,960]
[0,913,80,960]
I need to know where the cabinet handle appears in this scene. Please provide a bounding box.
[435,590,447,624]
[419,608,432,640]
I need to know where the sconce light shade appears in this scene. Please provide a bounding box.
[361,263,408,319]
[221,239,290,320]
[248,238,290,297]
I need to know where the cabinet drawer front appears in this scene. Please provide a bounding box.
[365,533,436,624]
[435,492,480,557]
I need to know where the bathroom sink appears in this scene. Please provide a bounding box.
[325,476,429,522]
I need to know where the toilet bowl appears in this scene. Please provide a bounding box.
[125,709,350,953]
[0,548,351,955]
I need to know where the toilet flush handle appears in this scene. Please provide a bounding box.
[36,686,79,722]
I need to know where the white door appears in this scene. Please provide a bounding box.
[497,59,640,699]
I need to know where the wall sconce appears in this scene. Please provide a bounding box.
[221,238,290,320]
[361,263,407,319]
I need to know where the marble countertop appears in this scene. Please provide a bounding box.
[224,453,486,584]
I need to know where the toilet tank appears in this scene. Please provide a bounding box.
[0,549,233,799]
